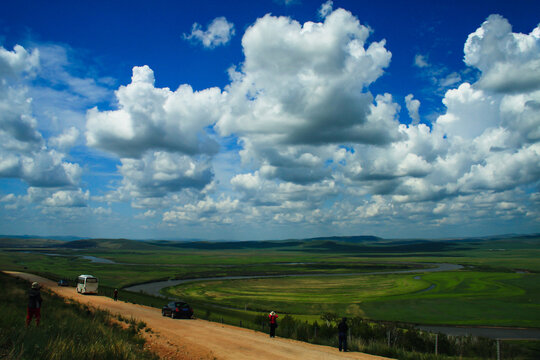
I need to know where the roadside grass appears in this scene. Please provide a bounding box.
[0,272,157,360]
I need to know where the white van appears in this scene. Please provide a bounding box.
[77,275,98,294]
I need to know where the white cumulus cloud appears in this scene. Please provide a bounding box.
[405,94,421,125]
[216,7,395,185]
[86,65,222,159]
[0,44,82,188]
[184,17,235,48]
[465,14,540,93]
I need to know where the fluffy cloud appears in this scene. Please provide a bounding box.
[0,46,42,149]
[117,151,213,199]
[175,11,536,232]
[86,65,222,205]
[49,127,79,151]
[184,17,235,48]
[163,196,240,224]
[0,44,39,77]
[421,16,540,202]
[18,151,81,187]
[436,83,500,140]
[414,54,429,68]
[218,9,393,143]
[24,187,88,207]
[405,94,420,124]
[216,7,395,185]
[0,44,82,188]
[0,150,80,187]
[42,189,89,207]
[211,12,539,230]
[319,1,334,18]
[87,65,222,159]
[4,10,538,237]
[465,14,540,93]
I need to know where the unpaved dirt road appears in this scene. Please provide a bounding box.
[6,271,393,360]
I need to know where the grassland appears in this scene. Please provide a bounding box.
[165,271,540,327]
[166,273,428,315]
[362,271,540,327]
[1,235,539,329]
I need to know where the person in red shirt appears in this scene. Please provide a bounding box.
[268,311,278,338]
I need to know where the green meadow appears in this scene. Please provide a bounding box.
[165,271,540,327]
[362,271,540,327]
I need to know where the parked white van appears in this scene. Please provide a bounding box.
[77,274,98,294]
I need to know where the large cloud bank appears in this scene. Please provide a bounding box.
[0,46,82,187]
[1,5,538,237]
[0,44,94,217]
[167,10,538,231]
[86,65,223,205]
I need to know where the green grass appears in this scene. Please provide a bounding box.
[165,274,428,315]
[0,249,424,288]
[165,271,540,327]
[0,272,158,360]
[362,271,540,327]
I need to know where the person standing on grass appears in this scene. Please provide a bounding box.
[26,282,42,327]
[113,288,118,301]
[268,311,278,338]
[338,317,348,352]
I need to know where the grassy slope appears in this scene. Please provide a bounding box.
[0,272,157,360]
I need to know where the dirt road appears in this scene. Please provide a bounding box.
[6,271,393,360]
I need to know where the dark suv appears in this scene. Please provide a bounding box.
[162,301,193,319]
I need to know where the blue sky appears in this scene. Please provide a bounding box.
[0,0,539,240]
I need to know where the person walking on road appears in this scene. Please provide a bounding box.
[338,317,348,352]
[268,311,278,338]
[113,288,118,301]
[26,282,42,327]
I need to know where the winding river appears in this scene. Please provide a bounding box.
[125,262,463,297]
[124,263,540,340]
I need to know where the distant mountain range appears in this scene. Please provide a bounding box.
[0,235,87,241]
[1,233,538,244]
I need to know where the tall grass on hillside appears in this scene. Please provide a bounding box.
[0,272,158,360]
[250,313,539,360]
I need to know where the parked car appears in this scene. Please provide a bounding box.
[58,279,69,286]
[162,301,193,319]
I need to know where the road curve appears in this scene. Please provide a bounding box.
[5,271,393,360]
